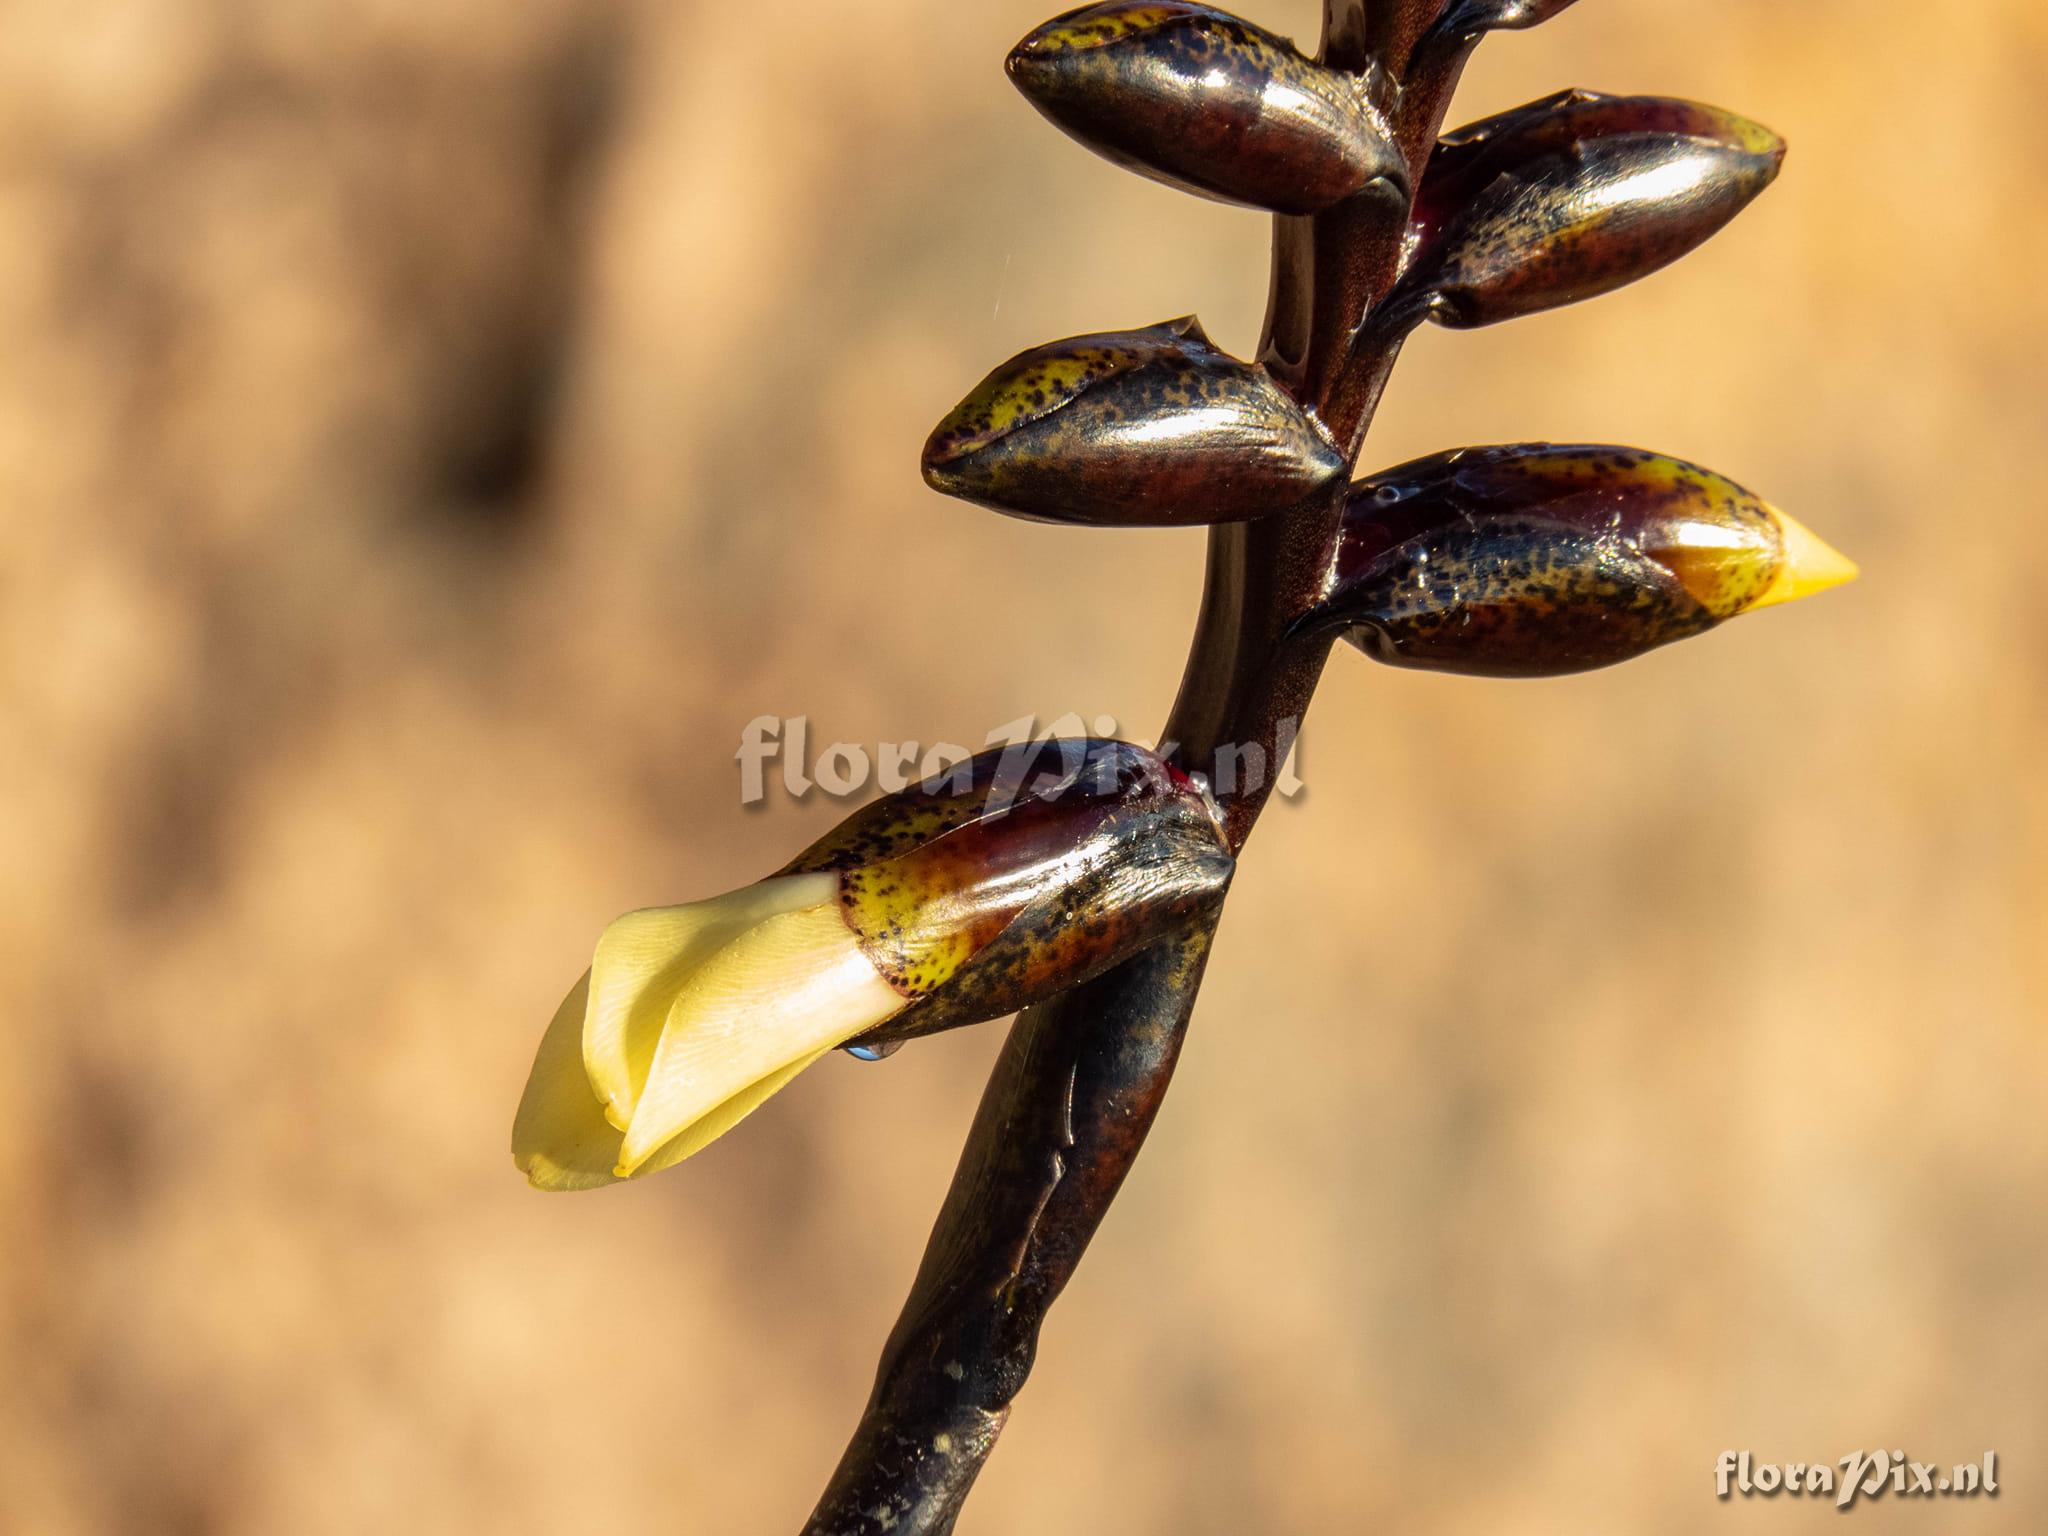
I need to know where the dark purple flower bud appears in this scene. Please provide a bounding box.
[1008,3,1403,214]
[923,317,1344,527]
[1391,90,1785,329]
[1309,443,1857,677]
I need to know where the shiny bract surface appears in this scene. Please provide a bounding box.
[1430,0,1580,40]
[1318,444,1855,676]
[1009,2,1402,214]
[1397,90,1784,328]
[922,318,1344,526]
[1019,2,1199,51]
[783,738,1234,1044]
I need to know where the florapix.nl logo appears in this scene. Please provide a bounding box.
[734,713,1304,806]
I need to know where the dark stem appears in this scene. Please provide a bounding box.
[800,7,1471,1530]
[800,928,1215,1534]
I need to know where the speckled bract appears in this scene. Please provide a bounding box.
[922,318,1344,526]
[1398,90,1784,328]
[1010,2,1403,214]
[780,739,1233,1046]
[1321,444,1789,675]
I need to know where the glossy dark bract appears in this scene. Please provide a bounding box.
[1314,444,1805,676]
[1395,90,1784,329]
[922,317,1344,526]
[782,738,1234,1047]
[1430,0,1580,40]
[1009,2,1402,214]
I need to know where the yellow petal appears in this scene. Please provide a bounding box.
[512,971,627,1191]
[511,974,844,1191]
[615,902,905,1176]
[1750,506,1859,611]
[583,873,837,1132]
[624,1048,833,1180]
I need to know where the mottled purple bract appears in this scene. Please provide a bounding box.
[781,739,1233,1047]
[922,317,1344,527]
[1396,90,1785,329]
[1317,444,1788,676]
[1009,2,1403,214]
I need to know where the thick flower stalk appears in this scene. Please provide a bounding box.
[512,740,1230,1189]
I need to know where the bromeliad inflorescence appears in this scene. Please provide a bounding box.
[513,3,1855,1530]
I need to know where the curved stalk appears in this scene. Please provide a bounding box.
[801,5,1471,1529]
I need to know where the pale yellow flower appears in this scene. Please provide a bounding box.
[512,873,902,1191]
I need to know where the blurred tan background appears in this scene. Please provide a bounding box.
[2,1,2044,1532]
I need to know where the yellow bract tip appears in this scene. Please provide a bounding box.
[1751,506,1859,611]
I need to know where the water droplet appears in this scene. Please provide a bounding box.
[844,1038,904,1062]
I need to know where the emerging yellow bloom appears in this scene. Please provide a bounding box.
[512,874,904,1190]
[512,740,1234,1190]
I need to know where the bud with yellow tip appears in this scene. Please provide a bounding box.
[512,741,1232,1189]
[1307,443,1856,677]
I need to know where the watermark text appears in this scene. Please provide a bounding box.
[1715,1450,1998,1508]
[734,713,1304,806]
